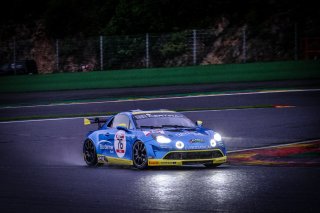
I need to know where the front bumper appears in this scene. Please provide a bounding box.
[148,156,227,166]
[148,149,227,166]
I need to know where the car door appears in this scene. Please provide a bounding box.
[97,128,117,156]
[105,114,135,160]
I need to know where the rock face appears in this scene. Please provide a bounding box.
[201,16,297,64]
[202,26,244,65]
[30,22,57,73]
[31,38,56,74]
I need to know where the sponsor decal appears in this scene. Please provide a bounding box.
[99,144,114,150]
[135,113,183,120]
[176,132,203,137]
[148,161,159,165]
[148,160,177,165]
[143,131,151,136]
[98,155,105,162]
[189,138,204,143]
[186,145,211,150]
[160,161,177,165]
[143,129,165,136]
[114,130,126,158]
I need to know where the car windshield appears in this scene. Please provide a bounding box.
[133,112,196,129]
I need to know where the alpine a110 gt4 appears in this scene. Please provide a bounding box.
[83,109,227,169]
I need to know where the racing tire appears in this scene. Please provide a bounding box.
[132,141,148,169]
[83,140,103,167]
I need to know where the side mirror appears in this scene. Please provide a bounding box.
[196,120,203,127]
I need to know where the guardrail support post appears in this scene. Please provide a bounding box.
[100,35,104,71]
[56,39,59,72]
[193,30,197,65]
[13,38,16,75]
[242,26,247,63]
[294,23,298,60]
[146,33,150,68]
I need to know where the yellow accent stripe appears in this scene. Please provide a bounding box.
[97,154,133,165]
[106,156,133,166]
[148,156,227,166]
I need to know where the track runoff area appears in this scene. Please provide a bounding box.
[228,139,320,167]
[1,88,319,167]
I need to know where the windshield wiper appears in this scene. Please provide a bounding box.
[139,125,162,129]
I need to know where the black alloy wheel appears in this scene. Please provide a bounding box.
[133,141,148,169]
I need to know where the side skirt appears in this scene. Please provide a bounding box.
[97,154,133,166]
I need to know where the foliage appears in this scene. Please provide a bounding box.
[104,35,145,69]
[158,32,188,58]
[1,0,319,39]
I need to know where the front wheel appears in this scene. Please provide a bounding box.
[83,140,103,167]
[132,141,148,169]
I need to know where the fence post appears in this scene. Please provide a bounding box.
[294,23,298,60]
[193,30,197,65]
[146,33,150,68]
[13,38,16,75]
[242,26,247,63]
[100,35,104,71]
[55,39,59,72]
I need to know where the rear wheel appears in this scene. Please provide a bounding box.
[83,140,103,166]
[132,141,148,169]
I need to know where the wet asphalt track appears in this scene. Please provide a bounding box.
[0,89,320,212]
[1,89,320,119]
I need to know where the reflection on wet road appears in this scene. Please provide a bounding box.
[1,164,319,212]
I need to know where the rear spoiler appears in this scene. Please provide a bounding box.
[84,117,108,128]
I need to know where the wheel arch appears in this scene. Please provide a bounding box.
[83,138,95,153]
[132,139,155,159]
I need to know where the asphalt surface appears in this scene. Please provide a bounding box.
[1,79,320,106]
[1,88,320,120]
[0,87,320,212]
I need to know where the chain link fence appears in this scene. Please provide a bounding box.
[0,25,318,74]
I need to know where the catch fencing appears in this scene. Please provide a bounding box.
[0,25,317,73]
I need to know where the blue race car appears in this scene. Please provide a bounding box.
[83,110,227,169]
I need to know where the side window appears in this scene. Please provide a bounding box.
[111,114,131,129]
[106,117,114,127]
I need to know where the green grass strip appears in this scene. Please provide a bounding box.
[0,60,319,93]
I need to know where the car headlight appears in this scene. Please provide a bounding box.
[214,133,222,142]
[156,135,171,143]
[176,141,184,149]
[210,139,216,147]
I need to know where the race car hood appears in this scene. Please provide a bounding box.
[143,127,210,137]
[142,127,219,150]
[164,128,211,142]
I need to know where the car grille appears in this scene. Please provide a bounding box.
[163,150,223,160]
